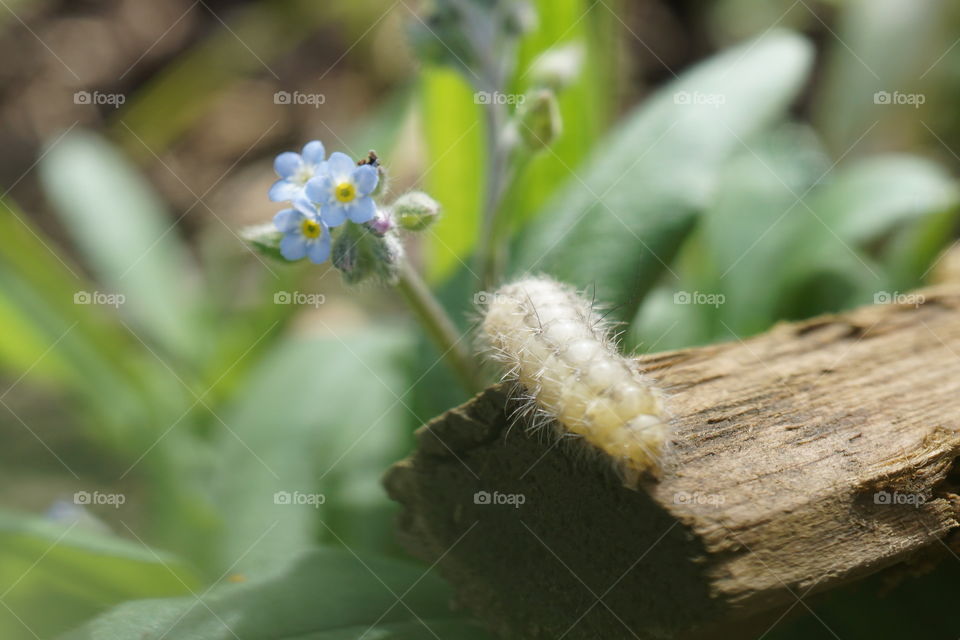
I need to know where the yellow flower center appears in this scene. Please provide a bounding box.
[334,181,356,203]
[300,218,322,239]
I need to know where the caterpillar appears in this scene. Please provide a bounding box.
[481,276,669,484]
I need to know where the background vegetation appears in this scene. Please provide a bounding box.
[1,0,959,638]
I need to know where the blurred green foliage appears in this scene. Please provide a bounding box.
[2,0,960,638]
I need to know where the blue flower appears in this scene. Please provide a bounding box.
[304,152,378,227]
[273,203,331,264]
[269,140,327,202]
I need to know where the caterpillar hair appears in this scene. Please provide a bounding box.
[481,276,669,484]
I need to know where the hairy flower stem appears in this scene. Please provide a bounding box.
[476,101,512,291]
[477,103,535,291]
[396,261,484,395]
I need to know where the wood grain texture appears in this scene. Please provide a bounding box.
[384,286,960,639]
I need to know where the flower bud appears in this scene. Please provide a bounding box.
[332,222,404,286]
[367,211,395,236]
[529,43,584,91]
[393,191,441,232]
[517,89,562,151]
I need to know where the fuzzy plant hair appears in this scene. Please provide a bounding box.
[481,276,669,484]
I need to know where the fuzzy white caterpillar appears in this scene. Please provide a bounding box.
[482,276,668,483]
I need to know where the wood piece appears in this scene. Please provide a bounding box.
[384,285,960,639]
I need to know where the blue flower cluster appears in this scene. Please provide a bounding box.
[268,140,379,264]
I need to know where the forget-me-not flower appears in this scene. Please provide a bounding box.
[304,152,378,227]
[269,140,327,202]
[273,203,331,264]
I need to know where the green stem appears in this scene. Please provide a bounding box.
[476,102,511,291]
[478,143,531,291]
[396,261,485,396]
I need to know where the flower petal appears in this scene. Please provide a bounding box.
[273,208,302,232]
[305,176,332,203]
[280,233,308,261]
[345,197,376,224]
[274,152,302,179]
[301,140,326,165]
[292,195,319,217]
[269,179,301,202]
[326,151,355,176]
[306,231,332,264]
[321,204,347,228]
[353,165,378,196]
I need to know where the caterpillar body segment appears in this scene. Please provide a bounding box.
[481,276,669,482]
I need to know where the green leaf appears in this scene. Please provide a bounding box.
[421,69,486,282]
[0,200,157,444]
[61,547,492,640]
[774,153,959,317]
[883,209,957,289]
[629,284,713,352]
[0,200,124,387]
[0,509,198,640]
[693,140,958,336]
[806,154,959,245]
[194,328,414,575]
[38,130,199,360]
[697,125,830,337]
[512,30,814,323]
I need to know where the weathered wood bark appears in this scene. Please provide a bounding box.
[384,285,960,639]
